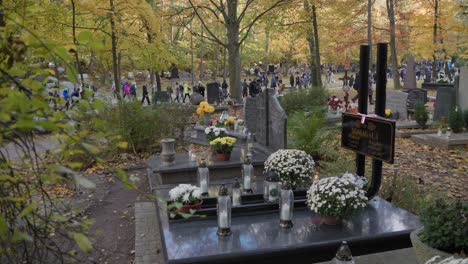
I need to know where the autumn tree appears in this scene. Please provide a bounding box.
[187,0,294,101]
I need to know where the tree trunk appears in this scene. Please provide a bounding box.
[109,0,120,98]
[386,0,400,89]
[228,45,241,101]
[223,47,227,80]
[304,0,318,87]
[264,28,270,73]
[432,0,439,82]
[312,4,322,87]
[368,0,373,71]
[156,73,162,93]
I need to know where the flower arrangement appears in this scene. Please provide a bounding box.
[385,109,392,118]
[169,184,202,205]
[263,149,315,189]
[204,126,227,141]
[306,174,368,218]
[340,172,368,190]
[196,101,215,115]
[209,136,236,154]
[328,96,343,111]
[224,116,236,129]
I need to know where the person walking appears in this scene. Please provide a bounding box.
[183,82,191,103]
[141,84,150,105]
[130,82,137,100]
[123,81,131,99]
[242,79,248,98]
[197,81,205,97]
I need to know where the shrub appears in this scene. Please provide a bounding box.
[420,199,467,254]
[413,101,429,129]
[103,101,192,153]
[288,110,332,160]
[279,87,328,115]
[448,108,465,133]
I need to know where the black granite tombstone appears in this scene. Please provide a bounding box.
[268,64,275,74]
[153,91,170,103]
[207,82,219,104]
[434,85,455,120]
[406,89,428,114]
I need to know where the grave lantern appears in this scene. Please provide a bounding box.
[197,159,209,197]
[333,241,355,264]
[279,183,294,228]
[217,185,232,236]
[242,154,254,194]
[264,171,279,203]
[232,178,241,207]
[247,132,254,154]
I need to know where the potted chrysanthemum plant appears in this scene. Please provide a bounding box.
[209,136,236,161]
[169,184,203,213]
[306,173,368,225]
[263,149,315,190]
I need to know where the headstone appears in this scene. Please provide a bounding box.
[386,91,409,120]
[457,66,468,112]
[206,82,219,105]
[434,85,455,120]
[268,64,275,74]
[403,55,417,90]
[153,91,170,103]
[190,93,204,105]
[170,67,179,79]
[406,89,428,112]
[245,89,287,151]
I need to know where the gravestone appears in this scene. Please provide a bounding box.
[190,93,205,105]
[244,89,287,151]
[153,91,170,104]
[434,85,455,120]
[406,89,428,113]
[386,91,409,120]
[207,82,219,105]
[268,64,275,74]
[457,66,468,111]
[403,55,417,90]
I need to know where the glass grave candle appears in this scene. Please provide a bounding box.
[264,171,279,203]
[242,155,254,194]
[232,178,241,207]
[197,159,209,197]
[217,185,232,236]
[279,183,294,228]
[333,241,355,264]
[247,132,254,154]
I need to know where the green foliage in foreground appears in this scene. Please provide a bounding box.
[0,20,133,264]
[449,108,465,133]
[420,199,467,254]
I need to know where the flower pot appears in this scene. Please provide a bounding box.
[320,216,341,225]
[410,227,460,264]
[176,200,203,213]
[216,153,231,161]
[203,113,211,126]
[160,138,176,166]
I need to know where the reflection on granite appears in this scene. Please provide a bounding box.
[156,197,421,263]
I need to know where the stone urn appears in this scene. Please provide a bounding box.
[410,228,461,264]
[160,138,176,166]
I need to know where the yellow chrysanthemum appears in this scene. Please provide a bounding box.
[200,101,209,107]
[196,107,204,115]
[385,109,392,117]
[206,106,215,113]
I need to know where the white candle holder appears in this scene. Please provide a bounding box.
[197,159,209,197]
[242,155,254,194]
[232,178,241,207]
[217,185,232,236]
[279,184,294,229]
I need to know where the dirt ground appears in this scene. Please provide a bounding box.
[83,169,150,264]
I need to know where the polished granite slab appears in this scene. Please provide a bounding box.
[155,195,421,264]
